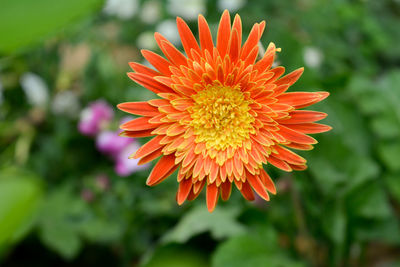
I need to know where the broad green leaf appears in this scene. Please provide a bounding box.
[384,174,400,203]
[348,182,392,220]
[0,0,103,54]
[143,245,208,267]
[378,142,400,172]
[162,206,246,244]
[37,186,88,259]
[0,167,43,247]
[212,228,305,267]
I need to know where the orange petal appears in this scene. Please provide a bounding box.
[278,125,318,144]
[247,173,270,201]
[259,169,276,194]
[146,154,177,186]
[286,123,332,134]
[129,62,160,77]
[232,14,242,48]
[237,180,255,201]
[241,23,260,60]
[176,17,201,57]
[198,14,214,53]
[273,145,306,165]
[267,155,292,172]
[117,102,159,117]
[141,49,172,75]
[228,28,240,62]
[120,117,159,131]
[134,135,164,159]
[120,129,155,138]
[160,40,188,67]
[285,142,314,151]
[280,110,327,124]
[187,180,205,201]
[277,91,329,108]
[275,67,304,86]
[206,183,219,212]
[216,10,231,57]
[177,178,193,205]
[138,147,163,165]
[127,72,172,94]
[220,181,232,201]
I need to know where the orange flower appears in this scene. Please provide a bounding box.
[118,10,331,212]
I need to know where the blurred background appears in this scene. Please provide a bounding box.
[1,0,400,266]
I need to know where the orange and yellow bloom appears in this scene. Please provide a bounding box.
[118,11,331,212]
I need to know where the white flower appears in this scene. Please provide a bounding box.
[103,0,138,20]
[140,0,161,24]
[167,0,206,21]
[303,46,323,68]
[218,0,246,12]
[51,91,80,118]
[20,72,49,107]
[137,31,157,50]
[156,20,181,46]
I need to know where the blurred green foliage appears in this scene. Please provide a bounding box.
[1,0,400,266]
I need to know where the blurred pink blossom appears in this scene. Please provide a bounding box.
[115,141,149,177]
[78,100,113,136]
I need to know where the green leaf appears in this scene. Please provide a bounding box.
[212,228,305,267]
[37,186,88,259]
[378,141,400,172]
[143,245,208,267]
[348,182,392,220]
[162,206,246,244]
[0,0,103,54]
[0,167,43,247]
[384,174,400,203]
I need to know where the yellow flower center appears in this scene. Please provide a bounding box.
[188,84,255,151]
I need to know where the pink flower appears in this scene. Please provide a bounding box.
[96,130,132,157]
[78,100,113,136]
[115,141,149,177]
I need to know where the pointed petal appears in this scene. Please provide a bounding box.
[267,155,292,172]
[275,67,304,86]
[176,17,201,57]
[247,173,270,201]
[286,123,332,134]
[160,40,188,67]
[177,178,193,205]
[206,183,219,212]
[280,110,327,124]
[220,182,232,201]
[260,169,276,194]
[278,125,318,144]
[138,147,163,165]
[146,154,178,186]
[129,62,160,77]
[134,135,164,159]
[232,14,242,47]
[217,10,231,57]
[141,49,172,75]
[198,14,214,53]
[241,23,260,60]
[120,129,155,138]
[117,102,159,117]
[120,117,159,131]
[127,72,172,94]
[277,92,329,108]
[273,145,307,165]
[237,180,255,201]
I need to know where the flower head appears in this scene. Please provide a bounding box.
[118,11,331,212]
